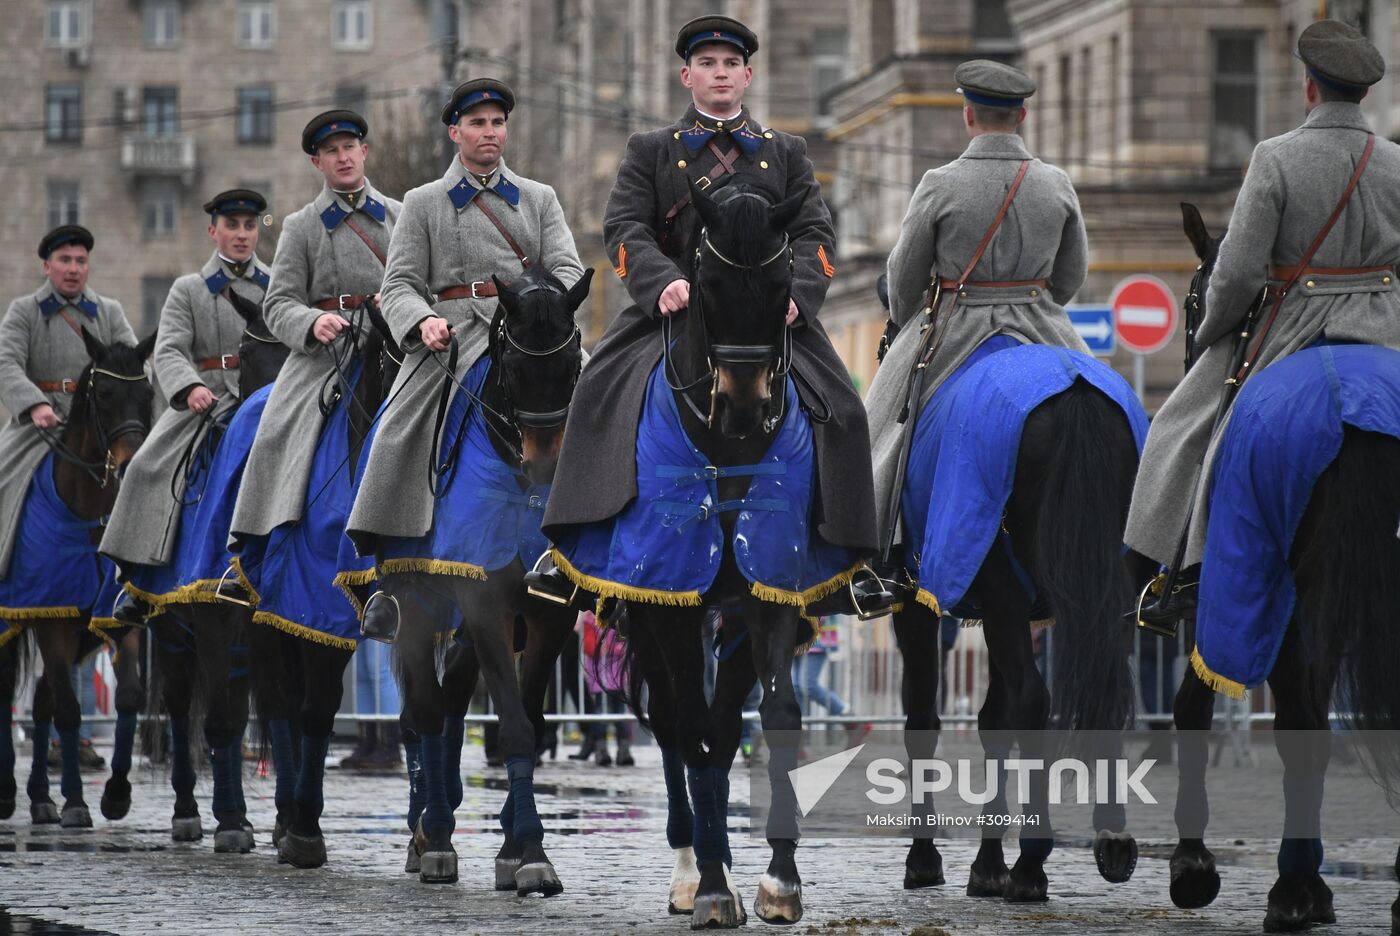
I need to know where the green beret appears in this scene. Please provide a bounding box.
[202,188,267,218]
[1297,19,1385,90]
[441,78,516,125]
[38,224,93,259]
[954,59,1037,107]
[301,109,369,155]
[674,15,759,61]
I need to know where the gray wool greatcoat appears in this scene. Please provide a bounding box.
[100,253,271,570]
[542,105,878,552]
[345,157,583,549]
[229,181,400,541]
[866,131,1089,543]
[1126,102,1400,566]
[0,283,136,579]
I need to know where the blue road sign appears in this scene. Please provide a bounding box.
[1067,305,1115,356]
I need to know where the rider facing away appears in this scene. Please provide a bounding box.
[1127,19,1400,627]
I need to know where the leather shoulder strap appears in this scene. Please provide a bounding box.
[663,141,741,224]
[341,215,388,267]
[474,197,531,268]
[956,159,1031,289]
[55,307,87,340]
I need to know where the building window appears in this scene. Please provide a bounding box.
[45,85,82,144]
[237,87,274,144]
[1109,34,1121,168]
[1325,0,1369,35]
[237,0,275,49]
[142,0,179,47]
[812,27,847,117]
[1079,46,1092,162]
[1058,54,1072,164]
[142,87,179,137]
[332,0,372,49]
[972,0,1014,44]
[46,179,81,229]
[141,276,175,334]
[46,0,87,47]
[141,180,179,239]
[334,83,367,117]
[1211,32,1260,169]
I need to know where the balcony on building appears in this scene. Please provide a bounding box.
[119,133,197,184]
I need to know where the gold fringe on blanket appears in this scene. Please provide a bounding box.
[1190,646,1246,700]
[550,547,703,607]
[251,609,357,651]
[0,604,81,621]
[377,557,487,581]
[331,568,379,617]
[0,624,22,649]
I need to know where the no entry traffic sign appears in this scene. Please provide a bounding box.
[1110,275,1178,355]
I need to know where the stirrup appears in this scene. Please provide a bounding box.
[214,565,253,607]
[360,590,400,644]
[808,565,898,621]
[524,551,578,607]
[1131,573,1192,639]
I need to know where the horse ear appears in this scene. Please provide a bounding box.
[492,275,519,317]
[80,326,105,362]
[689,177,723,231]
[770,187,809,232]
[487,303,504,358]
[1181,203,1213,261]
[876,273,890,312]
[565,269,594,314]
[226,289,261,325]
[135,329,158,362]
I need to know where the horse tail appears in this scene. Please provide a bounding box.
[1020,380,1137,733]
[1295,426,1400,799]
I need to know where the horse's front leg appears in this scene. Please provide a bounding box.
[33,622,89,827]
[742,595,806,924]
[249,620,298,847]
[1169,619,1222,910]
[892,601,946,890]
[193,606,254,853]
[277,640,352,869]
[439,637,480,878]
[149,615,201,841]
[0,634,18,818]
[99,626,144,823]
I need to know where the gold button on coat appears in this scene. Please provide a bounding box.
[678,159,687,169]
[759,160,769,169]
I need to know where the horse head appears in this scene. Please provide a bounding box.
[69,327,156,493]
[226,289,290,397]
[488,266,593,486]
[688,176,805,439]
[1181,202,1224,369]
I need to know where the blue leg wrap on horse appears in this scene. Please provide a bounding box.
[1278,838,1324,878]
[210,743,239,820]
[57,726,82,802]
[26,721,50,800]
[419,732,453,834]
[980,743,1012,824]
[765,740,800,843]
[110,712,137,776]
[686,766,726,865]
[269,718,296,815]
[0,705,13,784]
[294,733,330,821]
[443,716,465,812]
[170,714,196,795]
[718,770,733,868]
[498,789,515,834]
[660,746,694,850]
[231,730,247,815]
[405,739,425,833]
[506,756,543,844]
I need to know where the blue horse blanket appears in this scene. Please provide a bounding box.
[901,338,1148,617]
[159,384,271,607]
[232,364,366,649]
[335,355,550,629]
[1196,343,1400,698]
[552,360,860,607]
[0,452,123,634]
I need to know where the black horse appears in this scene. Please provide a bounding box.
[0,329,156,826]
[377,268,591,890]
[1169,204,1400,934]
[102,290,290,849]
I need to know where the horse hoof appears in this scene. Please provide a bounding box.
[691,890,746,929]
[1003,860,1048,903]
[171,816,203,842]
[1093,830,1138,884]
[1264,877,1316,933]
[1307,875,1335,924]
[495,857,522,890]
[0,796,15,820]
[754,873,803,924]
[966,861,1009,898]
[669,847,701,913]
[213,828,255,854]
[1169,846,1221,909]
[418,850,458,885]
[60,804,92,829]
[30,801,60,825]
[904,847,946,889]
[277,831,327,869]
[100,793,131,822]
[1390,894,1398,935]
[515,861,563,897]
[272,817,287,849]
[405,839,422,874]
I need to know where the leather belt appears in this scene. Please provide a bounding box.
[437,281,498,301]
[35,379,78,393]
[196,354,240,371]
[313,294,374,311]
[939,277,1048,292]
[1267,264,1395,282]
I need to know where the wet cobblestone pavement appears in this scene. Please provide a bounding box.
[0,736,1395,935]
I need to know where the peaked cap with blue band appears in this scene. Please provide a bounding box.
[955,59,1037,108]
[441,78,516,125]
[301,109,369,155]
[37,224,93,260]
[1295,19,1385,91]
[675,14,758,61]
[203,188,267,219]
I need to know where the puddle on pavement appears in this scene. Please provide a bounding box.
[0,841,164,854]
[0,909,115,935]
